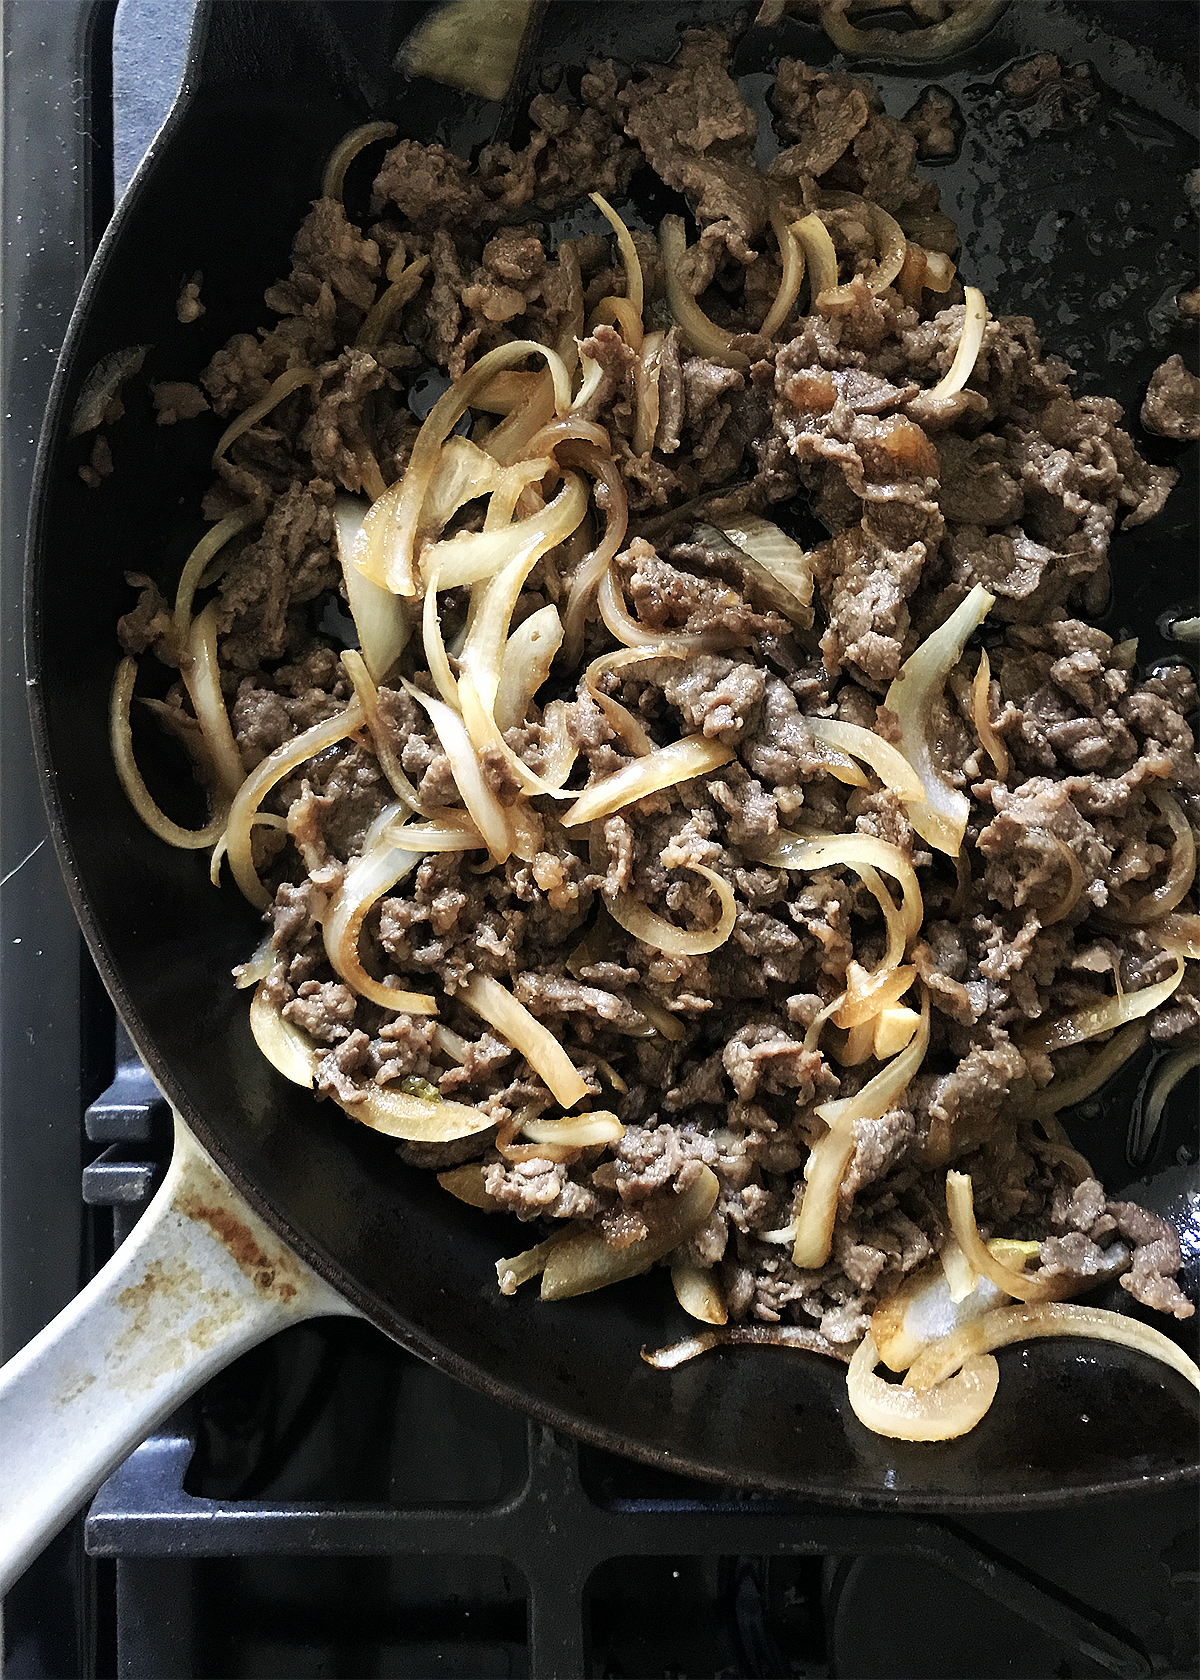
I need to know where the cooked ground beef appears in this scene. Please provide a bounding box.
[119,21,1197,1362]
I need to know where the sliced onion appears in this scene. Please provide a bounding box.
[376,340,572,595]
[457,973,588,1109]
[402,680,514,862]
[857,863,908,971]
[322,839,436,1014]
[234,935,274,990]
[496,1231,567,1295]
[344,1082,494,1144]
[659,215,749,370]
[1155,912,1200,959]
[873,1004,921,1058]
[793,990,929,1270]
[381,812,484,853]
[1027,1020,1149,1119]
[597,565,737,655]
[539,1165,720,1299]
[340,649,426,814]
[182,604,247,800]
[834,963,917,1029]
[633,328,664,457]
[334,495,411,683]
[672,1262,728,1326]
[583,644,685,758]
[1020,958,1185,1059]
[708,513,815,627]
[212,366,314,467]
[946,1171,1090,1304]
[355,254,429,350]
[494,604,564,732]
[792,213,840,310]
[562,736,735,829]
[420,468,582,592]
[971,648,1009,779]
[421,559,459,707]
[1105,787,1196,923]
[846,1332,1000,1442]
[174,505,263,641]
[820,0,1008,64]
[590,192,644,326]
[110,657,228,850]
[250,982,316,1087]
[609,863,737,957]
[804,718,925,803]
[521,1110,624,1148]
[883,582,995,856]
[763,832,923,943]
[222,697,365,908]
[558,440,630,666]
[437,1162,499,1210]
[321,119,397,203]
[904,1302,1200,1395]
[761,201,806,339]
[554,239,584,371]
[820,192,907,299]
[1040,835,1086,927]
[926,288,989,401]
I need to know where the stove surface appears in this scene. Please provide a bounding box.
[1,3,1197,1676]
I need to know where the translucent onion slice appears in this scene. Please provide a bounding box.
[539,698,579,789]
[334,495,411,683]
[376,339,572,595]
[833,962,916,1029]
[562,736,735,828]
[496,1231,573,1295]
[873,1004,921,1059]
[803,718,924,803]
[183,604,246,800]
[345,1082,495,1144]
[761,201,806,338]
[539,1165,720,1300]
[1041,836,1085,927]
[222,697,365,909]
[762,832,923,943]
[971,648,1009,778]
[590,192,644,325]
[437,1162,499,1210]
[322,841,437,1014]
[597,565,735,655]
[321,119,397,203]
[421,559,459,708]
[672,1262,728,1326]
[420,467,582,592]
[589,294,644,347]
[792,213,840,310]
[926,288,989,401]
[883,582,996,856]
[857,863,907,971]
[706,514,815,627]
[557,440,630,666]
[402,680,514,863]
[478,371,557,468]
[212,366,314,467]
[520,1111,624,1148]
[250,982,316,1087]
[110,657,228,850]
[945,1171,1089,1304]
[471,369,542,415]
[904,1302,1200,1395]
[819,0,1008,63]
[846,1332,1000,1442]
[1155,912,1200,959]
[494,604,563,732]
[457,973,589,1109]
[583,645,686,758]
[174,504,263,641]
[1105,787,1197,923]
[633,328,664,457]
[659,215,749,370]
[1027,1020,1149,1119]
[609,863,737,958]
[340,649,425,814]
[234,935,274,990]
[923,250,956,291]
[820,192,907,299]
[419,436,505,538]
[355,254,429,350]
[1020,958,1184,1059]
[793,990,930,1270]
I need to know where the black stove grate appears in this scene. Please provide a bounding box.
[2,3,1197,1677]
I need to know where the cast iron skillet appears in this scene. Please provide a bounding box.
[26,0,1200,1507]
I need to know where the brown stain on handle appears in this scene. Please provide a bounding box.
[173,1191,301,1302]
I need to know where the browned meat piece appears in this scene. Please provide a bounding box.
[1141,354,1200,441]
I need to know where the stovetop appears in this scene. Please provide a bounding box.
[1,3,1197,1676]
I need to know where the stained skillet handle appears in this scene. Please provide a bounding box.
[0,1113,361,1595]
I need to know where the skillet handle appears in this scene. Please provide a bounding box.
[0,1113,361,1595]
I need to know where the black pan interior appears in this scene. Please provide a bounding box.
[27,0,1199,1507]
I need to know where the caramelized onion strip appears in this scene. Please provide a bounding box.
[659,215,749,369]
[608,863,737,957]
[110,657,227,850]
[847,1332,1000,1442]
[1020,959,1185,1059]
[562,736,735,828]
[212,366,315,468]
[762,832,923,944]
[458,973,589,1110]
[971,648,1009,778]
[926,287,988,400]
[1105,787,1197,923]
[341,650,425,814]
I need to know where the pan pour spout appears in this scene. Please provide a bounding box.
[0,1114,360,1595]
